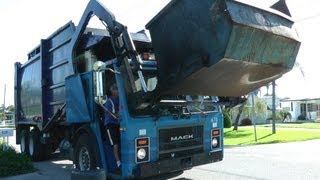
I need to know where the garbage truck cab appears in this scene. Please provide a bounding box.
[67,27,225,178]
[89,58,224,177]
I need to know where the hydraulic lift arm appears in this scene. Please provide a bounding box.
[68,0,145,93]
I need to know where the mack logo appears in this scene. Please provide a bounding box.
[170,134,194,141]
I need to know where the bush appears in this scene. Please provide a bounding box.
[0,143,35,177]
[223,109,232,128]
[267,110,290,122]
[240,118,252,126]
[297,114,306,120]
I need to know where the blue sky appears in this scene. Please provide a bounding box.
[0,0,319,105]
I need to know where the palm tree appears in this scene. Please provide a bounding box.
[233,103,246,131]
[232,95,267,131]
[6,105,14,113]
[0,112,6,121]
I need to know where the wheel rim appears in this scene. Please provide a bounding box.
[29,136,34,156]
[21,135,26,153]
[78,147,91,171]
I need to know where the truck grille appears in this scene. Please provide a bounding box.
[158,125,203,160]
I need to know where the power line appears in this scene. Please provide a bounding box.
[295,13,320,23]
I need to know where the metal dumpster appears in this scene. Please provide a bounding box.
[146,0,300,96]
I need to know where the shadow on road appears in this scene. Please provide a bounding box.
[3,152,73,180]
[33,153,73,177]
[238,134,273,145]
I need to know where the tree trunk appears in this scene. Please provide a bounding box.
[272,80,276,134]
[233,103,245,131]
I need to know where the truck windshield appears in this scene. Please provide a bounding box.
[156,95,219,116]
[121,69,219,117]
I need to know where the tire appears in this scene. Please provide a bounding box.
[74,133,99,171]
[29,129,46,161]
[20,129,29,155]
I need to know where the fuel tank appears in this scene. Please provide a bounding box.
[146,0,300,96]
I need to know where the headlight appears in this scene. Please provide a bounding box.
[212,138,218,147]
[136,137,150,163]
[137,148,146,160]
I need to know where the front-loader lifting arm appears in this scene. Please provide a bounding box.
[68,0,144,92]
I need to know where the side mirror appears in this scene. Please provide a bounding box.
[95,71,104,98]
[93,61,105,71]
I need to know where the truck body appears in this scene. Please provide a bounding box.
[14,0,300,178]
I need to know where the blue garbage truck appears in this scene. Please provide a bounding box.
[14,0,300,178]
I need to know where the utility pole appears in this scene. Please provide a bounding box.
[272,81,276,134]
[3,84,6,108]
[251,93,257,141]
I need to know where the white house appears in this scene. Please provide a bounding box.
[280,98,320,121]
[261,95,281,110]
[231,95,280,125]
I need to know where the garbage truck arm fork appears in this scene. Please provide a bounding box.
[68,0,141,76]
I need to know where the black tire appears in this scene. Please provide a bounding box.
[29,129,46,161]
[74,133,99,171]
[20,129,29,155]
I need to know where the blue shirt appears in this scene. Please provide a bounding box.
[103,96,119,126]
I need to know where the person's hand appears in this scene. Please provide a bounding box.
[95,96,107,104]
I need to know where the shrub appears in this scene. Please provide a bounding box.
[240,118,252,126]
[0,143,35,177]
[267,110,290,121]
[223,109,232,128]
[297,114,306,120]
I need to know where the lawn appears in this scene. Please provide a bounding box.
[224,127,320,146]
[261,122,320,129]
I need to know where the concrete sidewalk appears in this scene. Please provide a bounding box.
[241,125,320,132]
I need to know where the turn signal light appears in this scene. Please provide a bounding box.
[137,138,149,146]
[212,129,220,136]
[135,137,150,163]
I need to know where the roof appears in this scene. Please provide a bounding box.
[281,97,320,102]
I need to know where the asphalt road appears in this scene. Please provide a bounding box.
[4,130,320,180]
[176,139,320,180]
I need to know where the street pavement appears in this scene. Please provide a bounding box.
[4,130,320,180]
[176,139,320,180]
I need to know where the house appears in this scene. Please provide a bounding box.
[280,98,320,121]
[231,95,279,125]
[261,95,281,110]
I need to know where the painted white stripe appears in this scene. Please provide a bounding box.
[109,99,115,113]
[107,129,114,145]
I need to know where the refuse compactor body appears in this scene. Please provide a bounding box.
[146,0,300,97]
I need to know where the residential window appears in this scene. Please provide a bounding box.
[307,103,318,112]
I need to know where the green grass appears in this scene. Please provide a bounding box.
[0,143,35,177]
[224,127,320,146]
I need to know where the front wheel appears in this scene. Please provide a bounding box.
[74,133,98,171]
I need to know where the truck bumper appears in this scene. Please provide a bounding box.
[136,150,223,178]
